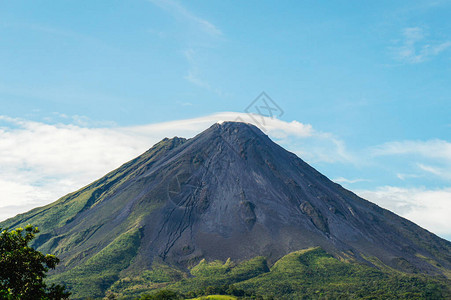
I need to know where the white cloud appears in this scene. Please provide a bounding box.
[372,139,451,161]
[333,177,369,184]
[417,163,451,180]
[0,116,155,222]
[182,49,229,97]
[0,112,344,222]
[371,139,451,181]
[288,134,355,164]
[391,27,451,63]
[183,48,211,89]
[396,173,421,181]
[357,186,451,240]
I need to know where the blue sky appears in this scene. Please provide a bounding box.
[0,1,450,240]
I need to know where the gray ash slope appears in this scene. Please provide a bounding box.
[2,121,450,278]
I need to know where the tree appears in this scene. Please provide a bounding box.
[0,225,70,299]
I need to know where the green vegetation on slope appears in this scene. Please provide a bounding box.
[106,247,450,299]
[108,262,188,299]
[48,227,142,299]
[235,247,449,299]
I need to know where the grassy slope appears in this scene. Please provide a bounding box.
[235,248,450,299]
[47,227,142,299]
[110,247,450,299]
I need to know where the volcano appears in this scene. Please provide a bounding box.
[2,121,450,298]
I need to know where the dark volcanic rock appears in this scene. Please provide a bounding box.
[2,122,451,280]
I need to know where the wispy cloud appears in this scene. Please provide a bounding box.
[147,0,225,94]
[391,27,451,63]
[372,139,451,162]
[147,0,222,37]
[333,177,369,184]
[417,163,451,180]
[371,139,451,181]
[183,48,210,89]
[182,48,229,96]
[357,186,451,240]
[396,173,421,181]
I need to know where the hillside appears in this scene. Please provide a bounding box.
[121,247,449,299]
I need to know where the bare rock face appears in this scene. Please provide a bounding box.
[299,201,329,234]
[2,122,451,279]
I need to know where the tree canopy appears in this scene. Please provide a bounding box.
[0,225,70,299]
